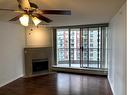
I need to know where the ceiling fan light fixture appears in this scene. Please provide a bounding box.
[32,17,41,26]
[19,14,29,26]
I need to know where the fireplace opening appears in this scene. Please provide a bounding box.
[32,59,48,74]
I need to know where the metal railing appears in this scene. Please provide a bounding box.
[56,48,104,68]
[57,48,100,61]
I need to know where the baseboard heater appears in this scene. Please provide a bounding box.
[51,67,108,76]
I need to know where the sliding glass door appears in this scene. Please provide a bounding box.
[83,28,101,68]
[55,26,107,69]
[56,29,69,67]
[70,29,80,68]
[82,28,89,68]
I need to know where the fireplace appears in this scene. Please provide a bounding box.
[24,47,52,77]
[32,59,48,74]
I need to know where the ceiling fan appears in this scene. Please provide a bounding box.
[0,0,71,26]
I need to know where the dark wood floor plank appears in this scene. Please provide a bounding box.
[0,73,112,95]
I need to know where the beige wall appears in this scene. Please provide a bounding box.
[25,26,53,47]
[0,22,25,87]
[108,3,126,95]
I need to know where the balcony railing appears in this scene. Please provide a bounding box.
[57,48,101,61]
[56,48,104,68]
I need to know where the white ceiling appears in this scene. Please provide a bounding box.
[0,0,125,26]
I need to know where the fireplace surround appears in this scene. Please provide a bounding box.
[24,47,52,77]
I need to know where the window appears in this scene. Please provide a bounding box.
[90,44,93,47]
[71,44,74,47]
[84,44,87,47]
[90,48,93,52]
[71,39,74,43]
[90,53,93,57]
[56,26,108,69]
[90,34,93,37]
[84,53,87,56]
[90,39,93,42]
[84,39,87,42]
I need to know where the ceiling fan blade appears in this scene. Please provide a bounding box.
[17,0,31,10]
[34,14,52,23]
[40,10,71,15]
[9,15,22,21]
[0,9,15,11]
[0,9,24,13]
[30,2,38,8]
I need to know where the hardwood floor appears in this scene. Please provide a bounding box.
[0,73,112,95]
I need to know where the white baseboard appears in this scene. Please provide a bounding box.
[108,76,115,95]
[0,74,23,87]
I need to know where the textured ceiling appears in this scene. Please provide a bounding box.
[0,0,125,26]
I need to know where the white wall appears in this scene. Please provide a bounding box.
[25,25,52,47]
[0,22,25,87]
[126,2,127,95]
[108,3,126,95]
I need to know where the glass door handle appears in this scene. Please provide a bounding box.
[80,47,83,51]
